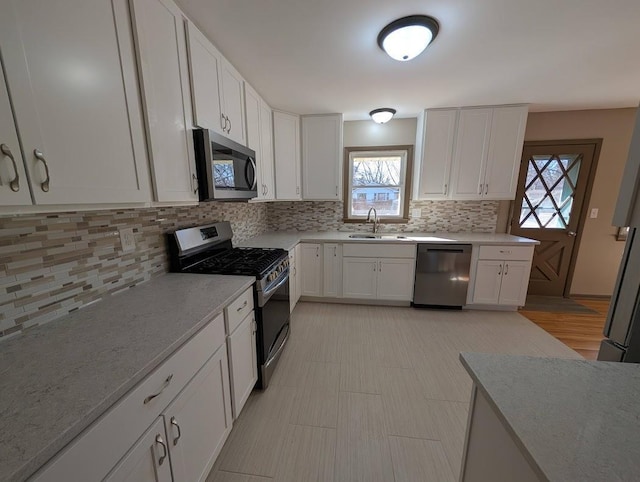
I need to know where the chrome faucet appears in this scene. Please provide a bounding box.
[366,207,379,233]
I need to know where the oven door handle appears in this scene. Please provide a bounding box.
[263,270,289,298]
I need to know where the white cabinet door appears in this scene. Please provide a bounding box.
[105,418,171,482]
[295,243,303,305]
[415,109,458,200]
[132,0,197,202]
[302,114,343,200]
[163,345,233,482]
[472,260,503,305]
[343,257,378,299]
[228,313,258,419]
[300,243,323,297]
[273,111,301,200]
[185,21,224,134]
[288,248,297,313]
[377,258,415,301]
[259,100,276,200]
[0,62,31,205]
[498,261,531,306]
[0,0,150,204]
[450,108,492,200]
[484,105,528,200]
[323,243,343,297]
[219,59,246,145]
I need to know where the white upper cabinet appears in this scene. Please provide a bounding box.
[244,83,275,200]
[131,0,197,202]
[484,105,528,199]
[186,22,224,135]
[219,59,246,145]
[273,110,302,200]
[0,62,31,205]
[0,0,151,205]
[301,114,343,200]
[450,108,493,200]
[413,109,458,200]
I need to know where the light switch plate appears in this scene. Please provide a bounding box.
[119,227,136,252]
[590,208,599,219]
[412,208,422,218]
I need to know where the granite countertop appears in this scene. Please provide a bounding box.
[460,353,640,482]
[0,273,255,482]
[238,231,539,251]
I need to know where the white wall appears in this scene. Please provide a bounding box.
[343,118,417,146]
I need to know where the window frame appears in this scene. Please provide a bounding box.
[342,145,414,223]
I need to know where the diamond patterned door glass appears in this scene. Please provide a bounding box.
[519,154,582,229]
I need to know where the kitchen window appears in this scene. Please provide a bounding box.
[343,145,413,222]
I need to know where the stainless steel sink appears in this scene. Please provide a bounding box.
[348,234,379,239]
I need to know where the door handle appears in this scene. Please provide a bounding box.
[498,264,502,275]
[0,144,20,192]
[485,184,488,195]
[221,113,227,132]
[143,374,173,404]
[334,246,337,257]
[478,183,482,195]
[170,416,182,446]
[227,116,232,134]
[568,231,577,237]
[34,149,50,192]
[155,435,168,466]
[443,183,447,195]
[192,173,198,194]
[504,263,509,275]
[379,260,382,272]
[316,246,319,257]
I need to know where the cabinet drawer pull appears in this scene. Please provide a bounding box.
[236,300,248,312]
[155,434,168,465]
[34,149,50,192]
[0,144,20,192]
[143,374,173,404]
[170,416,182,446]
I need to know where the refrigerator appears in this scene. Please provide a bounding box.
[598,106,640,362]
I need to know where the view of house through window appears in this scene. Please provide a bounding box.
[344,146,412,221]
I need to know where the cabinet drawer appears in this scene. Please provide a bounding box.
[342,243,416,259]
[32,312,226,482]
[225,286,255,334]
[478,245,534,261]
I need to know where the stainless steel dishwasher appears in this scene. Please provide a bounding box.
[413,244,472,308]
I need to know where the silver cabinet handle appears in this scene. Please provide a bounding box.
[221,113,227,132]
[568,231,577,237]
[373,262,376,272]
[33,149,50,192]
[333,246,337,257]
[504,263,509,275]
[296,186,300,195]
[143,374,173,404]
[251,318,257,334]
[265,184,269,196]
[0,144,20,192]
[379,260,382,272]
[478,183,482,195]
[335,185,338,196]
[227,116,232,134]
[485,184,488,195]
[170,416,182,446]
[498,264,502,275]
[155,434,168,465]
[236,300,248,312]
[192,173,198,194]
[316,246,319,257]
[443,183,447,195]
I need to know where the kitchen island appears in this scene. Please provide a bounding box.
[459,353,640,481]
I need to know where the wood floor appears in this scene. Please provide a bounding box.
[206,302,580,482]
[520,297,610,360]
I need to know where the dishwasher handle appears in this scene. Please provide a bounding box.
[417,244,471,254]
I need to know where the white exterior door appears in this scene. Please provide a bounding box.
[0,0,150,204]
[132,0,197,202]
[416,109,457,199]
[472,260,503,305]
[104,418,171,482]
[228,314,258,419]
[377,258,415,301]
[300,244,322,296]
[0,62,31,205]
[185,21,224,134]
[342,258,378,299]
[273,111,301,200]
[323,243,343,297]
[301,114,343,200]
[498,261,531,306]
[451,108,492,200]
[219,59,246,145]
[163,345,232,482]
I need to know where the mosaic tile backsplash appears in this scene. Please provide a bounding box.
[0,202,267,338]
[1,198,497,338]
[267,200,499,233]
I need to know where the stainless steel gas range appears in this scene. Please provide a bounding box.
[168,222,290,389]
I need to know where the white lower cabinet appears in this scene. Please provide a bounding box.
[227,312,258,419]
[105,417,172,482]
[376,258,416,301]
[289,248,298,313]
[323,243,342,297]
[295,244,303,305]
[342,257,378,299]
[300,243,323,296]
[470,245,534,307]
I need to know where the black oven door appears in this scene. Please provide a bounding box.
[255,270,290,388]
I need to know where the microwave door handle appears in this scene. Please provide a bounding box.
[245,157,258,190]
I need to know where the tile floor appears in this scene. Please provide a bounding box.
[207,302,581,482]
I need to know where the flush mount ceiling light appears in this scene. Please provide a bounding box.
[369,108,396,124]
[377,15,439,61]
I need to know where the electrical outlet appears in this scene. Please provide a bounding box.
[412,208,422,218]
[590,208,599,219]
[119,227,136,252]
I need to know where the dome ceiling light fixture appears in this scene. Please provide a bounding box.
[377,15,440,62]
[369,108,396,124]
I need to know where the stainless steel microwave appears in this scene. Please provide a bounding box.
[193,129,257,201]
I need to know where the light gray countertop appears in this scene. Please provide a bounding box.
[238,230,539,251]
[0,273,255,482]
[460,353,640,482]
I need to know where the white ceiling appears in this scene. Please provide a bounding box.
[177,0,640,120]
